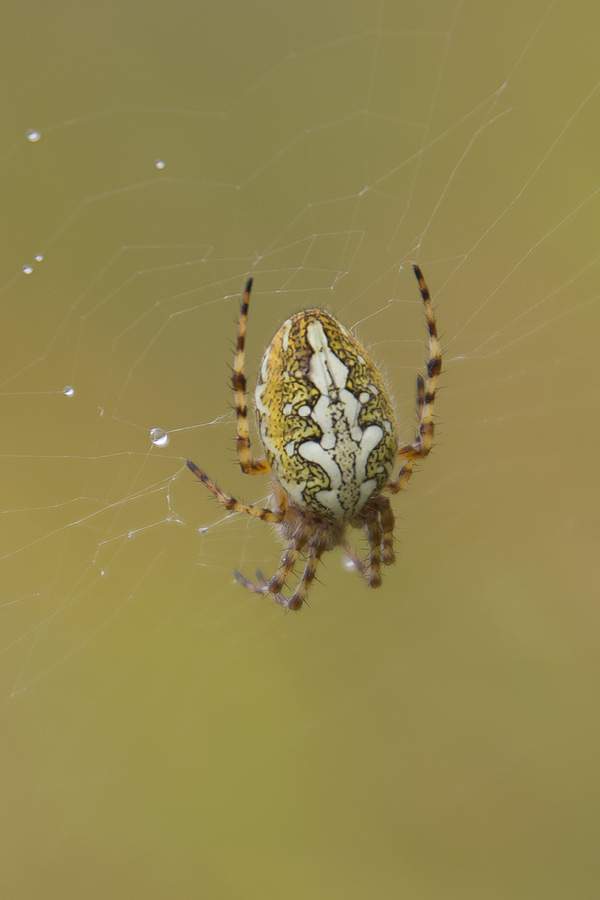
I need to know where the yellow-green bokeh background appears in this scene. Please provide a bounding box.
[2,1,600,898]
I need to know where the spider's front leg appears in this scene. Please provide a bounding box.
[232,278,271,476]
[386,265,441,495]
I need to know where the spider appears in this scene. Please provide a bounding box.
[187,267,441,610]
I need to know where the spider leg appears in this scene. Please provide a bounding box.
[233,278,270,475]
[386,265,441,495]
[346,495,395,587]
[233,569,288,608]
[348,506,383,587]
[363,511,384,588]
[186,460,283,523]
[343,540,368,577]
[234,533,308,609]
[373,496,395,567]
[286,545,326,611]
[267,542,304,594]
[386,457,415,494]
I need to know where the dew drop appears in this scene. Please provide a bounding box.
[26,129,41,142]
[22,265,33,275]
[150,427,169,446]
[34,253,44,263]
[155,159,166,170]
[63,385,75,397]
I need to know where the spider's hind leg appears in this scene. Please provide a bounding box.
[373,495,395,568]
[347,496,395,588]
[343,540,368,578]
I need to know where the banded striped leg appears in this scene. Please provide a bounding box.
[387,264,441,495]
[287,545,326,611]
[373,496,396,567]
[237,539,324,611]
[234,532,308,608]
[233,570,287,608]
[385,376,423,494]
[363,511,384,587]
[186,460,284,523]
[233,278,270,475]
[346,497,396,586]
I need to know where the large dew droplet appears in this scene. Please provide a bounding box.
[150,427,169,447]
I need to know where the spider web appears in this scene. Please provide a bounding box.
[2,1,599,897]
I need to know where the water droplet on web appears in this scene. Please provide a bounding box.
[22,265,33,275]
[34,253,44,262]
[63,385,75,397]
[150,427,169,446]
[155,159,166,170]
[26,129,41,142]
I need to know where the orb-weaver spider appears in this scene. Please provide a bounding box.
[188,267,441,610]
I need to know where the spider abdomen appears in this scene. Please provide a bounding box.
[255,309,398,520]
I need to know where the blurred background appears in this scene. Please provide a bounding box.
[1,0,599,897]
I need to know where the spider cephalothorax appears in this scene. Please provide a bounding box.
[188,267,441,610]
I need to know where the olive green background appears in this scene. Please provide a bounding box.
[2,1,599,898]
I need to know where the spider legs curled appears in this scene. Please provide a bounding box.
[234,513,329,611]
[188,461,326,610]
[233,569,289,609]
[234,535,309,610]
